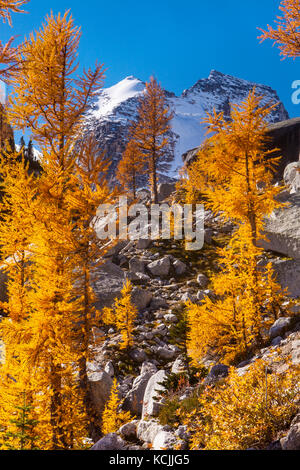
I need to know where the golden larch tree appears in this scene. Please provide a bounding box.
[190,90,283,246]
[116,139,145,199]
[102,280,138,350]
[101,378,132,435]
[187,225,291,365]
[0,147,42,449]
[2,11,105,449]
[0,148,37,323]
[130,76,173,203]
[9,10,105,159]
[66,135,116,440]
[185,91,293,365]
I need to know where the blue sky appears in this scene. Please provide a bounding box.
[2,0,300,130]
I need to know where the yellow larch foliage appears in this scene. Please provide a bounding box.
[66,135,116,439]
[185,91,292,366]
[116,139,145,200]
[0,11,105,449]
[0,371,40,449]
[19,193,88,449]
[0,149,42,449]
[0,1,28,81]
[187,91,283,245]
[187,225,293,365]
[0,0,28,25]
[101,378,132,435]
[259,0,300,59]
[130,76,173,203]
[185,359,300,450]
[102,280,137,350]
[8,10,105,156]
[0,149,37,322]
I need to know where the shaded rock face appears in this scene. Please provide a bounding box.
[182,146,201,168]
[205,364,229,385]
[87,369,113,416]
[0,268,8,304]
[258,193,300,261]
[92,261,125,310]
[157,182,176,202]
[272,259,300,298]
[267,118,300,180]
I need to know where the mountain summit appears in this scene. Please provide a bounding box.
[84,71,289,179]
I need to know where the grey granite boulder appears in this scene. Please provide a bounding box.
[152,430,177,450]
[280,413,300,450]
[197,273,209,288]
[272,259,300,298]
[87,369,113,415]
[123,362,157,416]
[90,433,126,450]
[119,420,139,440]
[131,287,152,311]
[157,347,176,361]
[142,370,167,418]
[173,259,188,276]
[269,317,293,339]
[92,261,125,309]
[129,257,146,274]
[284,162,300,194]
[136,420,164,444]
[258,193,300,260]
[147,257,171,277]
[137,239,152,249]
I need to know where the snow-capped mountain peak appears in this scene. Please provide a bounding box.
[90,76,145,121]
[84,70,289,179]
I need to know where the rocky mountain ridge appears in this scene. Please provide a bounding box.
[83,70,289,180]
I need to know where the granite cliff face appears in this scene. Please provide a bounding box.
[83,70,289,180]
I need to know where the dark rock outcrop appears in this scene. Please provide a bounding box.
[267,117,300,179]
